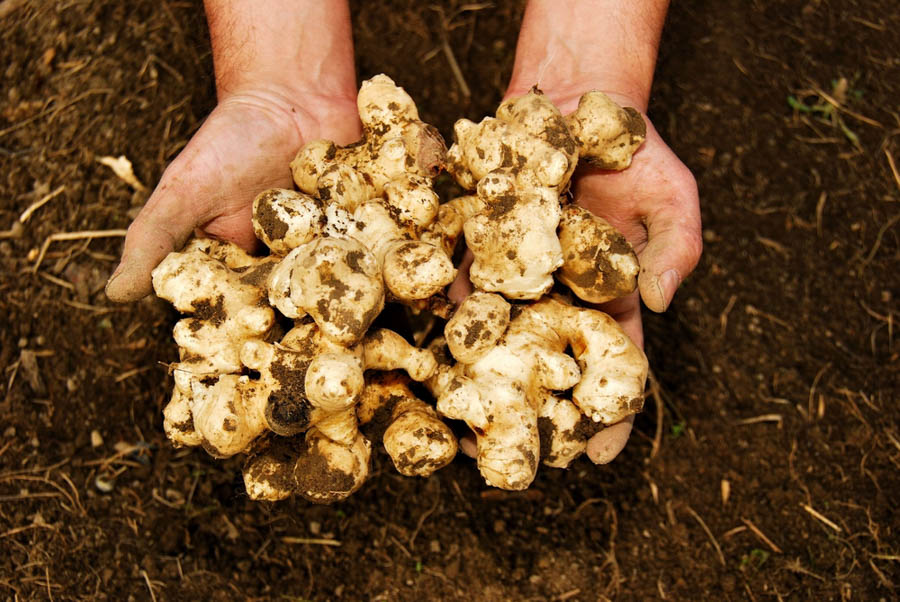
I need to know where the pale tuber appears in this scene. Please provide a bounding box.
[430,295,648,490]
[152,75,653,501]
[444,87,644,302]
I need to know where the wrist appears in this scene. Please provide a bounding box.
[505,79,649,115]
[204,0,358,117]
[505,0,669,113]
[216,83,358,142]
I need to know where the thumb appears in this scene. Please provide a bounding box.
[104,103,282,302]
[586,414,635,464]
[448,249,474,304]
[637,165,702,313]
[105,172,208,302]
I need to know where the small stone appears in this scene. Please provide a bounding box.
[165,489,185,505]
[95,475,115,493]
[90,430,103,448]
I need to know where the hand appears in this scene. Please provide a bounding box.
[567,94,702,463]
[448,96,701,465]
[105,86,360,302]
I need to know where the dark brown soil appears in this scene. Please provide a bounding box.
[2,1,898,600]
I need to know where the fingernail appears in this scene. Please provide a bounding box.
[106,263,124,287]
[656,269,681,310]
[459,434,477,459]
[105,262,128,299]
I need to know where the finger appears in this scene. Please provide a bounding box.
[199,202,259,250]
[106,100,297,302]
[459,432,477,459]
[586,414,634,464]
[448,250,474,304]
[105,177,206,302]
[637,163,702,313]
[597,290,643,349]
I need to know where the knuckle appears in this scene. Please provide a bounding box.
[683,227,704,269]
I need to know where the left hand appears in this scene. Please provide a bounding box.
[449,93,702,464]
[565,93,702,463]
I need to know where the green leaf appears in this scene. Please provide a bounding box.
[787,95,812,113]
[739,548,770,569]
[839,122,860,146]
[750,548,770,566]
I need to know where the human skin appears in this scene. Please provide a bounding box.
[483,0,703,463]
[105,0,361,302]
[108,0,701,465]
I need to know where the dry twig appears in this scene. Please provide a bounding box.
[745,304,792,330]
[735,414,783,427]
[807,363,830,420]
[719,294,737,337]
[647,371,665,459]
[20,185,66,223]
[815,191,827,237]
[409,487,440,549]
[807,83,882,128]
[281,537,341,547]
[801,503,842,532]
[861,212,900,266]
[97,155,147,192]
[685,505,725,566]
[756,235,791,257]
[741,518,783,554]
[141,571,158,602]
[32,229,127,272]
[885,148,900,195]
[0,89,112,139]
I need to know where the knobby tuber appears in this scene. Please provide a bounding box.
[151,75,652,500]
[442,88,643,300]
[430,295,647,489]
[152,76,457,503]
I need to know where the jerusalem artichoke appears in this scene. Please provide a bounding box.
[152,74,653,501]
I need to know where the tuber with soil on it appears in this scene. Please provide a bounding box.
[151,75,649,501]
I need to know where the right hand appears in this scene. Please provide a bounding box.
[105,86,360,302]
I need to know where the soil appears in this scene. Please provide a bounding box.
[1,0,898,600]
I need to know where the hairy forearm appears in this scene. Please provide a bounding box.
[204,0,357,102]
[507,0,669,111]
